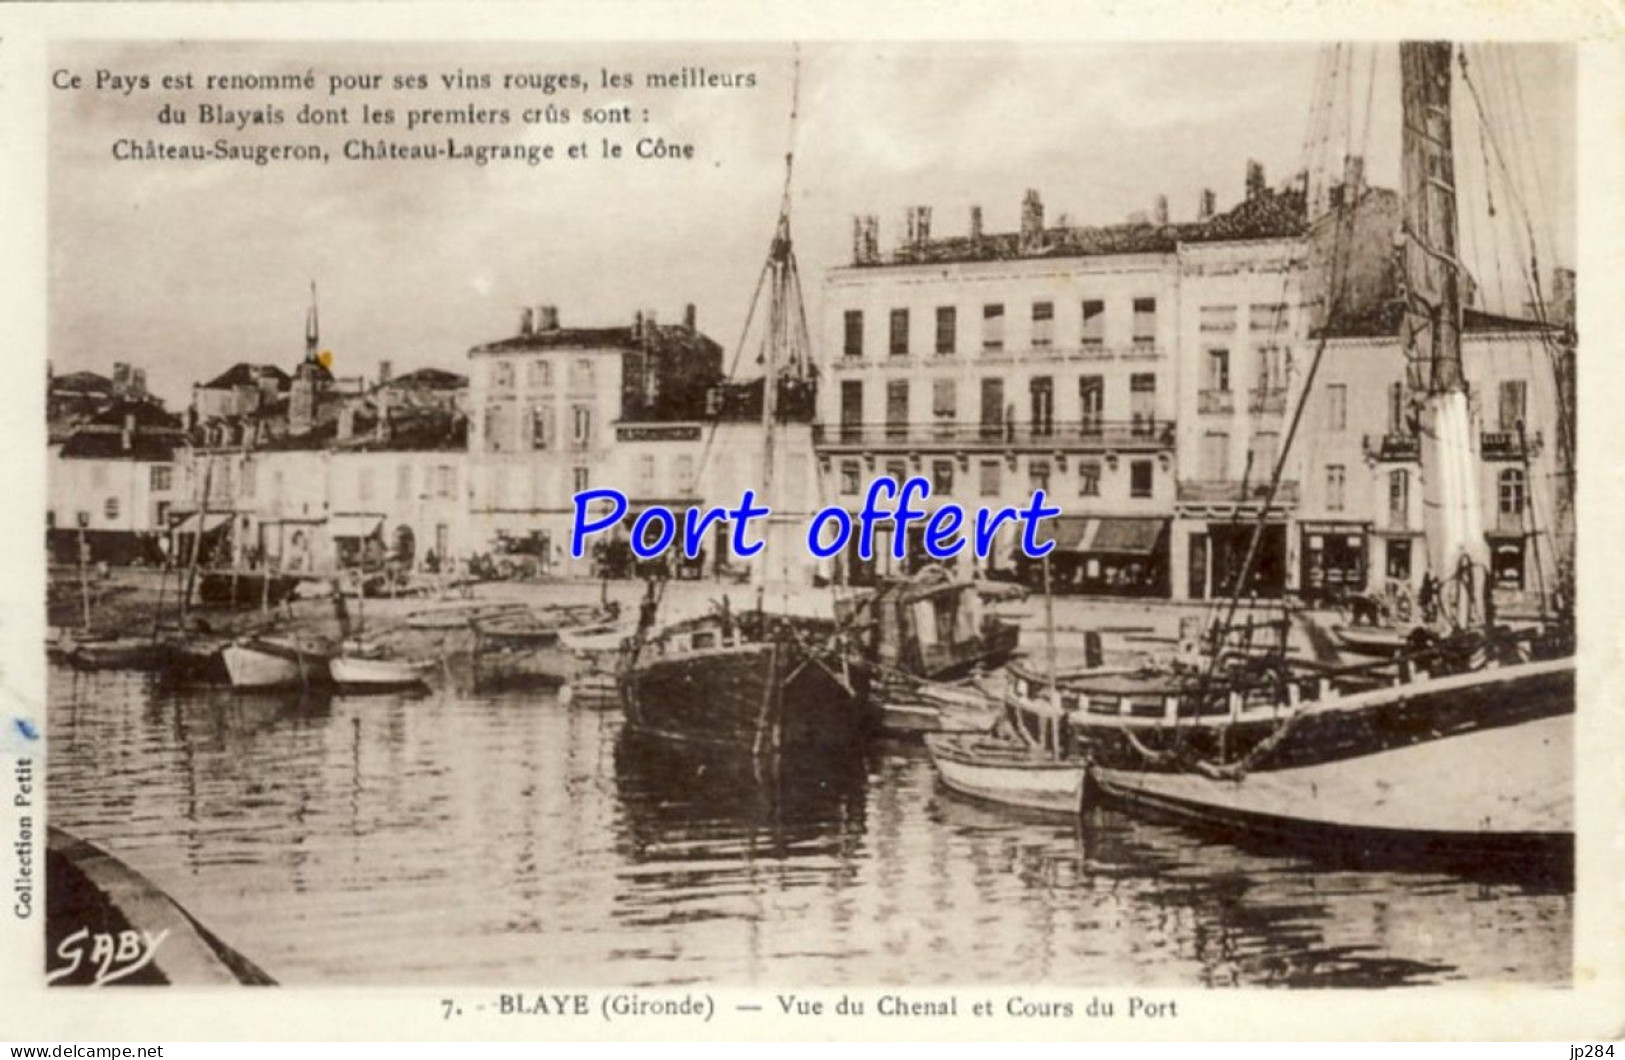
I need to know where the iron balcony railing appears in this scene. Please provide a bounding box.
[1481,429,1542,461]
[1198,389,1234,414]
[1248,387,1288,415]
[1177,479,1301,506]
[815,418,1176,451]
[1362,432,1421,462]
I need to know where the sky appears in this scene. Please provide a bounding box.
[48,41,1575,410]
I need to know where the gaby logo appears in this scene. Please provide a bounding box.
[46,927,169,986]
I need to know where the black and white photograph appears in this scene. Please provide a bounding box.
[4,13,1615,1037]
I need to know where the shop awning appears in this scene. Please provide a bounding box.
[1044,517,1092,551]
[1089,518,1166,554]
[172,512,231,535]
[328,514,384,539]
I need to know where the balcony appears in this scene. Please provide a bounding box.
[1362,432,1420,463]
[815,419,1177,452]
[1481,429,1542,461]
[1198,389,1234,415]
[1177,479,1301,507]
[1248,387,1287,415]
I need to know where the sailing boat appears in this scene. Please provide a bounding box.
[617,65,872,755]
[931,43,1575,864]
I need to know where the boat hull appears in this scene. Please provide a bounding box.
[221,640,328,689]
[924,733,1084,814]
[330,656,428,691]
[621,632,867,753]
[1087,712,1572,861]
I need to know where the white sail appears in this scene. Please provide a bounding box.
[1418,388,1490,626]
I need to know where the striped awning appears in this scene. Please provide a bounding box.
[172,512,231,535]
[1042,517,1166,555]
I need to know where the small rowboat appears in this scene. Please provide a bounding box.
[558,620,637,655]
[330,654,432,692]
[1331,623,1415,657]
[923,732,1086,815]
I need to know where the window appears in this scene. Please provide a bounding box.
[530,406,552,449]
[150,465,172,492]
[637,454,656,491]
[570,358,594,388]
[841,460,861,496]
[1132,298,1157,344]
[1389,469,1409,527]
[931,380,956,435]
[1326,464,1346,512]
[674,455,695,493]
[1082,300,1106,345]
[1199,304,1237,332]
[889,308,910,356]
[844,310,864,358]
[1028,459,1051,495]
[494,360,515,389]
[573,467,589,493]
[571,404,592,449]
[932,459,954,495]
[980,378,1005,438]
[1201,431,1229,480]
[1079,375,1104,433]
[528,360,553,388]
[154,501,169,529]
[1499,468,1526,516]
[840,380,864,440]
[1257,346,1285,393]
[1130,459,1153,499]
[1207,349,1230,391]
[396,463,412,502]
[886,380,909,440]
[104,497,119,520]
[982,303,1005,352]
[1499,380,1528,431]
[240,460,257,499]
[359,467,376,504]
[484,405,510,452]
[1250,303,1289,331]
[979,459,1001,497]
[1326,383,1347,431]
[1029,376,1054,437]
[884,459,907,485]
[935,306,956,355]
[437,465,456,499]
[1389,381,1407,434]
[1130,373,1156,434]
[1031,301,1054,348]
[1078,460,1101,497]
[1249,431,1279,475]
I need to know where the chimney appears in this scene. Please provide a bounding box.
[112,362,131,397]
[1020,189,1044,252]
[520,307,535,336]
[684,303,697,331]
[852,215,865,263]
[862,215,880,263]
[633,310,644,338]
[537,305,559,331]
[905,205,932,247]
[377,360,392,387]
[1198,188,1216,222]
[130,368,147,399]
[1246,159,1266,201]
[1342,154,1365,197]
[375,388,391,442]
[1153,195,1169,225]
[969,205,983,241]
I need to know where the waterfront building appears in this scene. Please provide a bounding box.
[465,304,725,576]
[47,398,185,565]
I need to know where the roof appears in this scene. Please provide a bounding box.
[857,187,1308,269]
[59,427,182,462]
[470,323,719,360]
[200,363,291,390]
[332,409,468,452]
[1320,303,1562,340]
[51,371,114,394]
[385,368,467,391]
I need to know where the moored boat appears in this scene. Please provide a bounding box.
[330,654,431,691]
[924,731,1086,815]
[221,636,331,689]
[65,636,170,672]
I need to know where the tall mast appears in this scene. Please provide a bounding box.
[1399,42,1489,631]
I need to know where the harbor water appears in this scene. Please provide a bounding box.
[46,666,1571,987]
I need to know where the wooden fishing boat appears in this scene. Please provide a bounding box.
[221,636,331,689]
[880,675,1005,734]
[404,600,528,630]
[1330,622,1414,657]
[558,618,638,655]
[924,731,1086,815]
[64,636,170,672]
[197,571,302,610]
[330,654,431,691]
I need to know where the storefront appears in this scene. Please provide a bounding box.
[1486,531,1526,590]
[1022,516,1170,598]
[1298,521,1370,603]
[1188,521,1288,600]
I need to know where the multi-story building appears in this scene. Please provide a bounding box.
[465,304,724,574]
[47,399,185,565]
[820,171,1310,596]
[1298,309,1570,613]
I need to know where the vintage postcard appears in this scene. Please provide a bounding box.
[0,0,1621,1043]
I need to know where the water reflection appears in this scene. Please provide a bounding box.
[46,668,1570,987]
